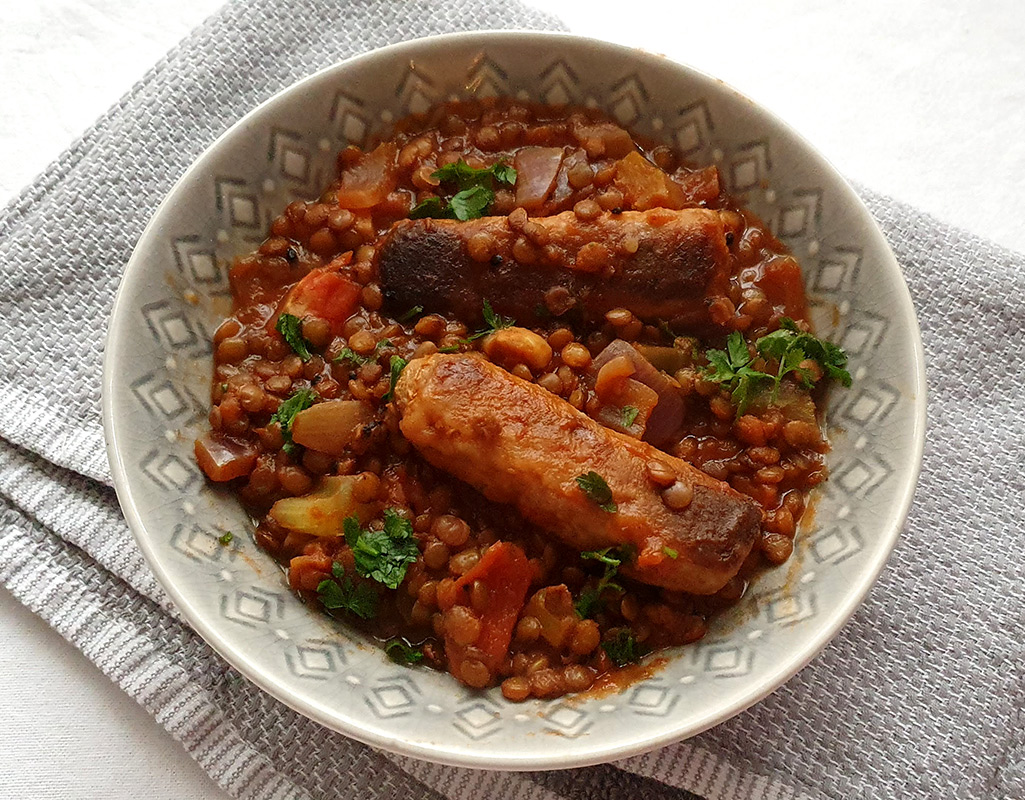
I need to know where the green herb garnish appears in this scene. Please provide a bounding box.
[575,471,617,513]
[385,638,425,666]
[218,531,234,545]
[382,355,408,403]
[466,299,516,341]
[620,406,640,428]
[574,546,629,619]
[703,331,773,414]
[409,160,516,221]
[432,159,517,189]
[270,388,315,455]
[409,197,448,219]
[275,313,313,361]
[397,305,424,323]
[437,345,461,354]
[662,546,679,559]
[334,339,392,368]
[317,562,378,620]
[344,510,419,590]
[704,321,852,415]
[602,628,644,667]
[755,317,852,395]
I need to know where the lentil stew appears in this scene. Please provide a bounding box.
[195,99,850,701]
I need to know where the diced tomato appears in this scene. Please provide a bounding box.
[759,255,809,320]
[288,553,333,592]
[438,541,532,676]
[277,263,360,336]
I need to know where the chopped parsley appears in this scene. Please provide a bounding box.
[270,388,315,455]
[317,562,378,620]
[382,355,408,403]
[755,317,852,394]
[344,510,419,590]
[575,471,617,513]
[397,305,424,323]
[385,638,425,666]
[574,546,628,619]
[218,531,234,545]
[437,345,461,354]
[466,299,516,341]
[334,339,391,368]
[704,331,773,414]
[620,405,640,428]
[602,628,644,667]
[275,313,313,361]
[704,321,852,415]
[408,197,447,219]
[662,546,679,559]
[409,159,516,221]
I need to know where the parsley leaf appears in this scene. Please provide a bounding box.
[270,388,315,455]
[382,355,408,403]
[275,313,313,361]
[602,628,644,667]
[574,546,629,618]
[317,562,378,620]
[466,299,516,341]
[704,322,852,415]
[334,339,392,368]
[432,159,517,189]
[409,160,516,221]
[409,197,451,219]
[662,546,679,559]
[345,509,419,590]
[448,185,493,221]
[620,406,640,428]
[397,305,424,322]
[437,345,461,354]
[703,331,774,414]
[756,317,852,392]
[575,471,617,513]
[218,531,234,545]
[385,638,425,666]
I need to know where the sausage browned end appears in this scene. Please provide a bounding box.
[394,354,760,594]
[377,209,737,330]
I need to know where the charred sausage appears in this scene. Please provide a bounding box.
[377,208,739,331]
[394,354,760,594]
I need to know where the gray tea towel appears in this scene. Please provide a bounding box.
[0,1,1022,798]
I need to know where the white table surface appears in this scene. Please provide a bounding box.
[2,1,1022,797]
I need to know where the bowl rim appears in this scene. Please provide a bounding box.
[102,28,928,770]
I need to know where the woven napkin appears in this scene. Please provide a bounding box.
[1,1,1022,798]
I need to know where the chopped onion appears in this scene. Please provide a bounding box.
[593,339,683,444]
[194,433,257,482]
[290,399,375,456]
[513,147,564,210]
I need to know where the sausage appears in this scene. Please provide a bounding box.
[394,354,760,594]
[377,208,738,331]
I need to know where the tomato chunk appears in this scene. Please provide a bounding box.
[278,265,360,336]
[759,255,809,320]
[438,541,532,683]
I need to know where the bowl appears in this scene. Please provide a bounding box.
[102,31,926,770]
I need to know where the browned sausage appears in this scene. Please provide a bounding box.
[394,354,760,594]
[377,208,738,331]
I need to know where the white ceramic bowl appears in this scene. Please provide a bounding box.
[102,31,926,770]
